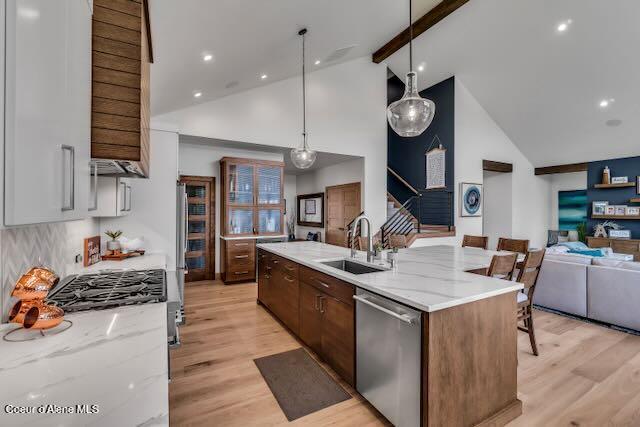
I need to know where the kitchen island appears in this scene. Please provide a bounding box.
[256,241,524,427]
[0,303,168,427]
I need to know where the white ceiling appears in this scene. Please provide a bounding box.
[148,0,441,115]
[385,0,640,167]
[179,135,361,175]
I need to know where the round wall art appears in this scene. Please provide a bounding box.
[460,183,483,217]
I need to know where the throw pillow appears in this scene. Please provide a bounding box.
[567,249,604,257]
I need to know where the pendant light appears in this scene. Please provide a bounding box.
[387,0,436,137]
[290,28,317,169]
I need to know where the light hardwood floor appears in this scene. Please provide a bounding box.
[169,281,640,427]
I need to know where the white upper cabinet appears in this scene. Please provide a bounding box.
[3,0,91,226]
[92,177,131,218]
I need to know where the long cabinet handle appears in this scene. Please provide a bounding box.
[235,254,249,259]
[315,295,320,310]
[315,279,330,289]
[234,243,249,247]
[319,296,325,314]
[120,181,127,212]
[234,271,249,275]
[89,162,98,211]
[353,295,418,325]
[284,265,295,271]
[61,145,75,211]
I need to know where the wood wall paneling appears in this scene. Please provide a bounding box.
[94,0,142,17]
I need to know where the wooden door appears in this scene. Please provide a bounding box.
[181,176,215,282]
[325,182,361,247]
[321,296,355,386]
[299,282,323,355]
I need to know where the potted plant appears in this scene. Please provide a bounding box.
[576,222,587,243]
[105,230,123,253]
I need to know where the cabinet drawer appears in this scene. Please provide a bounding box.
[270,254,299,278]
[611,240,640,254]
[300,266,354,306]
[588,238,612,249]
[226,239,256,254]
[226,266,255,282]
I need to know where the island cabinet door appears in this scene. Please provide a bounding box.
[257,250,272,307]
[320,296,355,386]
[299,282,323,355]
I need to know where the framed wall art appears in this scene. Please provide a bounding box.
[460,183,483,217]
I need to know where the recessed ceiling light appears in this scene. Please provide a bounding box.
[314,60,321,65]
[203,53,213,62]
[557,19,572,33]
[599,98,614,108]
[261,74,268,80]
[193,92,202,98]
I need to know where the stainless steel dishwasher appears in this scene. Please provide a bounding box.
[354,288,422,427]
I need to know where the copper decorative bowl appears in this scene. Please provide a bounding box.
[8,300,39,324]
[22,303,64,330]
[11,274,51,300]
[25,267,59,287]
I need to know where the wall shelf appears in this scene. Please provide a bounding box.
[594,183,636,189]
[630,198,640,203]
[592,214,640,220]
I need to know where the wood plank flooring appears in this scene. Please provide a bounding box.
[169,281,640,427]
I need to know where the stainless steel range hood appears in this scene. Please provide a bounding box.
[92,159,147,178]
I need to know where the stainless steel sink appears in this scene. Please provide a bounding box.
[320,259,388,275]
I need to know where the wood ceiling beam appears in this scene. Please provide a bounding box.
[483,160,513,173]
[372,0,471,64]
[534,162,588,176]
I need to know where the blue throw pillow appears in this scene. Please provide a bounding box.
[567,249,604,257]
[557,242,589,251]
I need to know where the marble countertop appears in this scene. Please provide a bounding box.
[0,304,168,426]
[220,235,287,241]
[256,242,524,312]
[70,253,168,275]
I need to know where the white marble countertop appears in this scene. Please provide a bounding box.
[256,242,524,312]
[220,235,287,241]
[0,304,168,427]
[70,253,167,275]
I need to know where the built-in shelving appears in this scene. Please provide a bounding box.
[630,198,640,203]
[592,214,640,220]
[594,183,636,189]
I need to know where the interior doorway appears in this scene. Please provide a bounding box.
[325,182,361,247]
[482,162,513,250]
[180,175,215,282]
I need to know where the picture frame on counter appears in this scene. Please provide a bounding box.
[592,201,608,216]
[637,176,640,194]
[605,206,616,216]
[609,229,632,239]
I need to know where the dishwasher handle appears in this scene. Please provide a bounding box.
[353,295,419,325]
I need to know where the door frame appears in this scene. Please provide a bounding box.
[180,175,216,282]
[324,182,362,247]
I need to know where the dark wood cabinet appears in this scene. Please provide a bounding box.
[221,239,256,283]
[258,252,355,386]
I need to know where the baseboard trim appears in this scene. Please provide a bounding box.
[475,399,523,427]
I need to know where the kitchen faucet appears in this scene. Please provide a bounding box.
[350,214,374,263]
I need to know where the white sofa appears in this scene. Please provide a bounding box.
[534,253,640,331]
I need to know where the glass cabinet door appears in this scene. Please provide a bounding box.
[228,208,254,235]
[228,163,254,205]
[258,208,282,234]
[257,166,281,205]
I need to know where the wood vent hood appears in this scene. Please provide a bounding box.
[91,0,153,177]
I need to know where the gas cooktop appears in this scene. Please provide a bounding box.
[46,269,167,312]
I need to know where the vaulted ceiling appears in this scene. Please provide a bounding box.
[385,0,640,167]
[149,0,441,115]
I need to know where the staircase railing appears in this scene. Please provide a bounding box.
[381,196,420,248]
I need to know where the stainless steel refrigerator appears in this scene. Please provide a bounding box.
[175,182,188,324]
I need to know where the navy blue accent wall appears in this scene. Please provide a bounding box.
[587,156,640,238]
[387,75,455,226]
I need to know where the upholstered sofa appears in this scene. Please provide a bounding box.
[534,253,640,331]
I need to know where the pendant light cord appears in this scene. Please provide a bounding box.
[409,0,413,72]
[300,28,307,148]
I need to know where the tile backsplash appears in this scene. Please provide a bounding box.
[1,218,99,322]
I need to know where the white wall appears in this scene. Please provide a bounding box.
[154,57,388,232]
[547,171,588,229]
[413,79,550,249]
[178,139,285,273]
[295,158,365,240]
[100,129,179,270]
[483,171,513,250]
[283,174,297,236]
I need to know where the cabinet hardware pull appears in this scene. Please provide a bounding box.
[89,162,98,211]
[265,274,271,279]
[284,265,295,271]
[61,145,75,211]
[319,297,325,314]
[235,271,249,275]
[316,280,330,289]
[266,266,272,271]
[235,255,249,259]
[272,260,279,264]
[284,275,294,283]
[234,243,249,247]
[315,295,320,310]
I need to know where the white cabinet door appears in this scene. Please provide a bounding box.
[4,0,91,225]
[92,177,131,218]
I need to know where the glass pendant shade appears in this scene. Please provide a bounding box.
[290,135,317,169]
[387,71,435,137]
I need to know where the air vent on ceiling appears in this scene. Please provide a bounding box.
[225,80,239,89]
[325,44,357,63]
